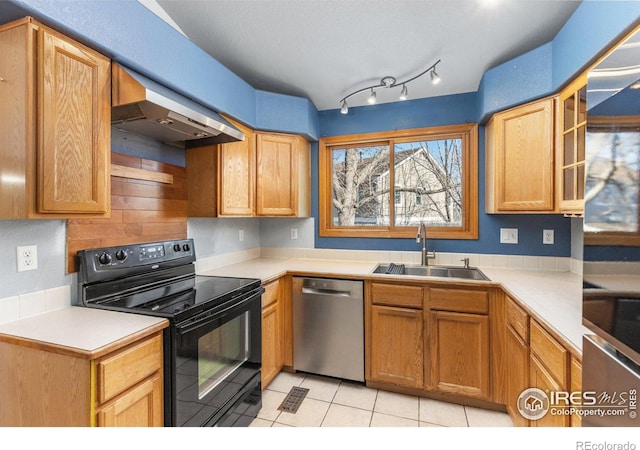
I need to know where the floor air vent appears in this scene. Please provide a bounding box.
[278,386,310,413]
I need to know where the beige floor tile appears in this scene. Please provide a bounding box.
[370,412,419,427]
[272,422,293,427]
[257,390,287,421]
[275,397,331,427]
[373,390,419,420]
[464,406,514,427]
[419,398,468,427]
[300,374,340,402]
[266,371,306,394]
[332,382,378,411]
[249,418,273,427]
[321,403,373,427]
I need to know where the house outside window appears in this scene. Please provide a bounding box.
[319,124,478,239]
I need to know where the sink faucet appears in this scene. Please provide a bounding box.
[416,222,436,266]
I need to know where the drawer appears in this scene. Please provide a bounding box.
[529,320,567,385]
[506,296,528,340]
[429,288,488,314]
[262,280,280,308]
[97,333,163,404]
[370,283,423,309]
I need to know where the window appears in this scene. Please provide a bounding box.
[319,124,478,239]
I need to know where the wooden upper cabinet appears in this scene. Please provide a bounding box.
[557,75,587,216]
[486,97,556,213]
[256,132,310,216]
[218,121,256,216]
[187,121,311,218]
[0,17,110,218]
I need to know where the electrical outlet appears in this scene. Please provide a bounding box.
[500,228,518,244]
[290,228,298,240]
[543,229,554,245]
[17,245,38,272]
[238,229,245,242]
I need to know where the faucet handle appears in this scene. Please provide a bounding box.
[460,258,470,269]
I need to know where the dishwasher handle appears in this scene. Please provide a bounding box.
[301,286,353,297]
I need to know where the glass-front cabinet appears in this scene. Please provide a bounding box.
[558,74,587,216]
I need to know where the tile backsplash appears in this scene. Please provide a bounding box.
[0,285,70,325]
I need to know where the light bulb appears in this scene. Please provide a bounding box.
[399,84,408,100]
[340,100,349,114]
[367,88,377,104]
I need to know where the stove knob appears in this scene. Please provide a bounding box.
[98,252,112,265]
[115,249,127,261]
[182,243,190,252]
[173,244,182,252]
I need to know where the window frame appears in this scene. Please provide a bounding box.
[319,123,479,239]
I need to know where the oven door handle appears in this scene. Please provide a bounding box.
[175,289,262,335]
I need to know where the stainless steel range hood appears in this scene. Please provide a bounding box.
[111,63,244,147]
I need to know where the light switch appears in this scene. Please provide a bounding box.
[500,228,518,244]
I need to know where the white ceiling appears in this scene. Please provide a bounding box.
[148,0,581,111]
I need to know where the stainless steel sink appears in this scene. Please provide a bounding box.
[373,263,490,281]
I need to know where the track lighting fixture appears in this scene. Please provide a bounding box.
[338,59,441,114]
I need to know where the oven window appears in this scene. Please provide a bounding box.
[198,311,250,399]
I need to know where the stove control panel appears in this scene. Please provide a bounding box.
[78,239,196,281]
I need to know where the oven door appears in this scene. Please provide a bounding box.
[171,288,262,427]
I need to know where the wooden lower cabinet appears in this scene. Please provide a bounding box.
[0,330,164,426]
[261,279,284,388]
[428,310,490,399]
[506,325,530,426]
[97,374,163,426]
[530,354,569,427]
[369,304,424,388]
[570,357,583,427]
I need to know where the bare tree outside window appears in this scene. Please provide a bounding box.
[585,131,640,232]
[331,145,390,226]
[330,139,462,228]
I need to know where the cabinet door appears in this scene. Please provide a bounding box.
[261,281,283,389]
[529,355,569,427]
[570,357,582,427]
[0,21,31,219]
[487,98,555,212]
[38,26,110,214]
[369,304,423,389]
[256,133,299,216]
[218,122,255,216]
[558,76,586,215]
[97,374,163,427]
[429,310,490,399]
[506,326,530,427]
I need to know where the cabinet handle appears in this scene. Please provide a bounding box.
[0,77,6,82]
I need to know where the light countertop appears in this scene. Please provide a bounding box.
[201,257,588,354]
[0,307,168,358]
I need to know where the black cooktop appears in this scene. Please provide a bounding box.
[91,275,261,321]
[77,239,261,323]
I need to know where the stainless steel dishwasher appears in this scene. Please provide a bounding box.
[293,277,364,382]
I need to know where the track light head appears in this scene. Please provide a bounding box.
[430,68,441,85]
[340,99,349,114]
[399,84,408,100]
[367,88,377,104]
